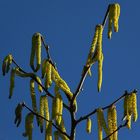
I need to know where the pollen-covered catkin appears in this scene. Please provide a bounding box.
[131,92,138,122]
[9,68,16,99]
[97,108,109,136]
[45,121,52,140]
[86,118,92,133]
[107,107,113,140]
[97,53,103,92]
[108,3,120,39]
[30,33,42,72]
[123,95,132,129]
[23,113,34,140]
[45,61,52,89]
[86,25,99,75]
[111,105,118,140]
[39,95,45,133]
[97,108,103,140]
[30,79,39,126]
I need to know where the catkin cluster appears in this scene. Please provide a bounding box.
[97,108,109,140]
[42,59,77,112]
[123,92,138,129]
[107,105,118,140]
[108,3,120,39]
[30,32,42,72]
[85,25,104,92]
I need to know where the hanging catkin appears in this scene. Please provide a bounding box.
[108,3,120,39]
[86,118,92,133]
[30,33,42,72]
[2,54,13,76]
[23,113,34,140]
[9,68,16,99]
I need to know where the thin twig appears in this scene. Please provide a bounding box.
[22,102,70,139]
[103,120,128,140]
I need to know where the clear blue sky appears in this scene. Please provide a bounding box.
[0,0,139,140]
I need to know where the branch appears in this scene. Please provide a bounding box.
[72,4,110,101]
[12,58,70,111]
[103,120,128,140]
[76,90,130,124]
[22,102,70,139]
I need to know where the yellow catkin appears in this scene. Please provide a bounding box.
[54,86,63,125]
[45,121,52,140]
[97,108,109,136]
[126,95,132,129]
[30,79,39,126]
[111,105,118,140]
[36,76,43,92]
[96,25,103,61]
[97,108,103,140]
[131,92,138,122]
[44,95,50,129]
[23,113,34,140]
[45,61,52,89]
[86,25,99,75]
[107,107,113,140]
[86,118,92,133]
[9,68,16,99]
[30,32,42,72]
[39,95,50,133]
[108,3,120,38]
[97,53,104,92]
[39,95,45,133]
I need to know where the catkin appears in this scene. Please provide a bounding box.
[107,107,113,140]
[30,32,42,72]
[97,108,103,140]
[131,92,138,122]
[2,54,13,75]
[39,95,50,133]
[108,3,120,39]
[45,61,52,89]
[23,113,34,140]
[86,118,92,133]
[111,106,118,140]
[39,95,45,133]
[107,106,118,140]
[9,68,16,99]
[97,53,104,92]
[45,121,52,140]
[30,79,39,126]
[54,131,59,140]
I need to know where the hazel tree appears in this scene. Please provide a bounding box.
[1,3,138,140]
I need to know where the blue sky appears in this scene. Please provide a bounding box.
[0,0,139,140]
